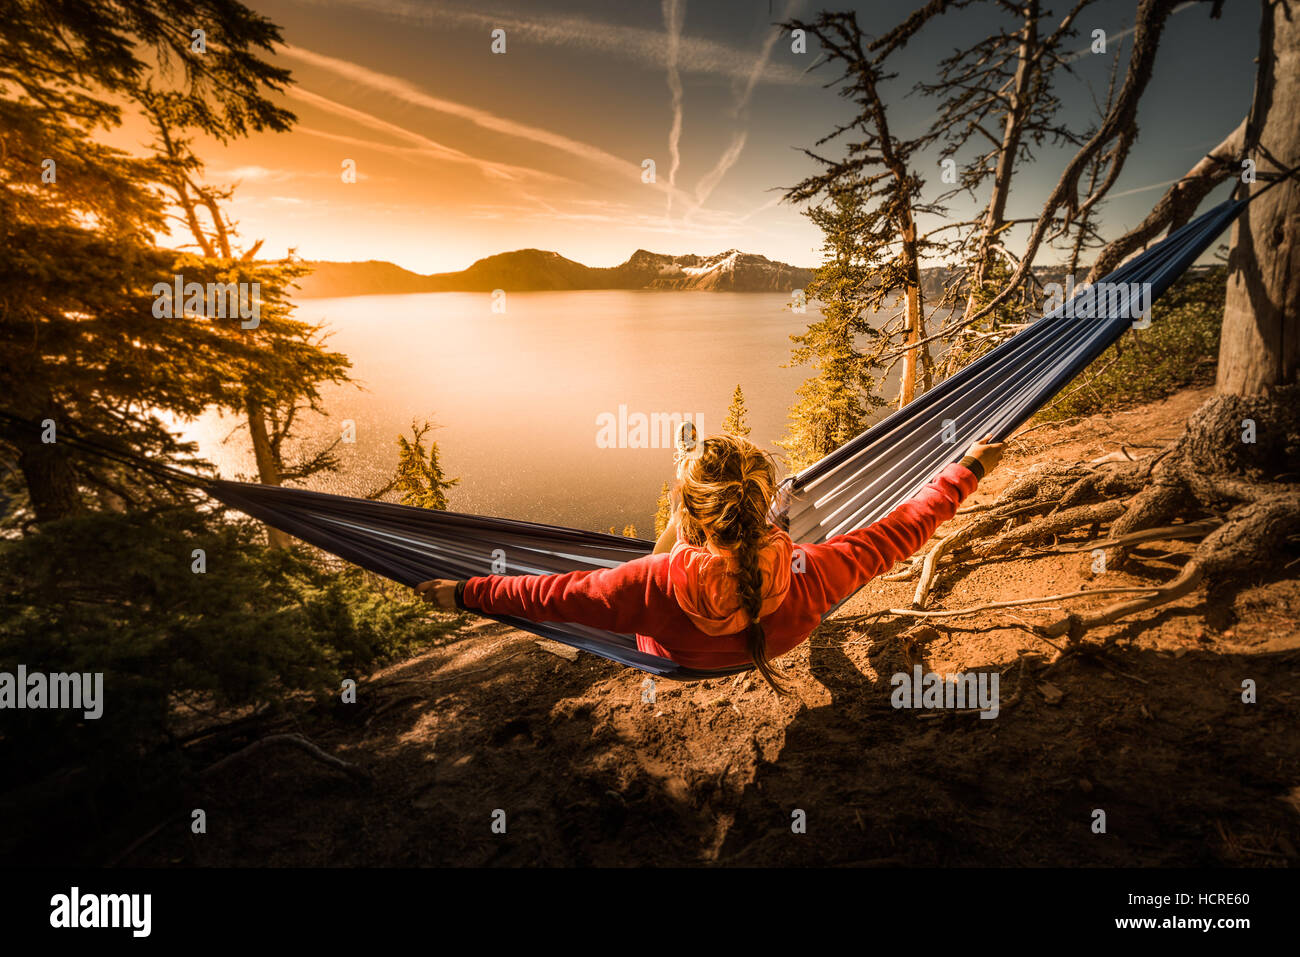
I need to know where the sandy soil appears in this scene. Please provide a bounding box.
[134,386,1300,866]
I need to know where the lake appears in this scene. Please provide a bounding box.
[177,290,889,534]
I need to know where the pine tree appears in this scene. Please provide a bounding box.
[777,189,888,472]
[372,421,459,510]
[722,385,751,437]
[0,0,295,522]
[653,481,673,537]
[138,85,354,497]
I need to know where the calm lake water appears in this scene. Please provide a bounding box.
[179,290,874,534]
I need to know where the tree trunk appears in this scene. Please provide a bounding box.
[15,437,82,523]
[899,282,921,407]
[963,2,1036,320]
[245,397,290,548]
[897,215,928,408]
[8,395,84,523]
[1217,0,1300,395]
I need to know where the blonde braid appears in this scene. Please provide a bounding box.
[676,435,787,694]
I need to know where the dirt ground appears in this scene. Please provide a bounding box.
[133,386,1300,866]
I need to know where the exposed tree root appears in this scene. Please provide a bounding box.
[979,501,1126,556]
[891,388,1300,647]
[1051,518,1223,553]
[1039,564,1204,639]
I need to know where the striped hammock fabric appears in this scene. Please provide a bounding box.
[201,199,1247,679]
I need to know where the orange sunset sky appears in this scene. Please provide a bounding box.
[103,0,1259,274]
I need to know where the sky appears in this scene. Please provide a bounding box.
[110,0,1262,273]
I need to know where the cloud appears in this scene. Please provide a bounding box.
[693,130,748,208]
[208,163,346,185]
[1065,0,1198,62]
[281,45,698,206]
[738,193,786,222]
[662,0,686,215]
[284,46,631,175]
[689,1,800,213]
[213,165,288,181]
[294,0,812,86]
[288,85,561,184]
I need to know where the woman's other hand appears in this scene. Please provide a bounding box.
[966,434,1005,475]
[415,578,459,610]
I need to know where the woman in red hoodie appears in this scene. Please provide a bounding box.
[416,433,1002,693]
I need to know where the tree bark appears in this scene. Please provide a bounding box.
[245,397,290,548]
[898,215,927,407]
[1217,0,1300,395]
[8,395,83,523]
[15,436,82,522]
[963,2,1037,320]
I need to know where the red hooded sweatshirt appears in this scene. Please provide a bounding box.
[460,461,979,671]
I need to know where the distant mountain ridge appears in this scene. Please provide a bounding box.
[294,248,1183,300]
[296,248,816,297]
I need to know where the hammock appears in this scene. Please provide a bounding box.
[186,198,1247,679]
[9,196,1248,679]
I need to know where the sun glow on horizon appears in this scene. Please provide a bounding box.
[94,0,1254,277]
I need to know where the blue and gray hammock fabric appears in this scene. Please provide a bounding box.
[46,197,1253,679]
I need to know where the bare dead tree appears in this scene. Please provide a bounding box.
[866,1,1299,650]
[922,0,1097,366]
[784,11,948,408]
[880,0,1195,362]
[1217,0,1300,395]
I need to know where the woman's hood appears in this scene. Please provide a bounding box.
[667,529,794,636]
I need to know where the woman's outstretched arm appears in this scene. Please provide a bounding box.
[416,559,659,636]
[798,436,1003,612]
[416,483,680,611]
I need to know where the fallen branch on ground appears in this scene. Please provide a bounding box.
[200,733,372,784]
[879,585,1163,620]
[912,529,961,608]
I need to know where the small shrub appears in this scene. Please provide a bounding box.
[0,505,452,789]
